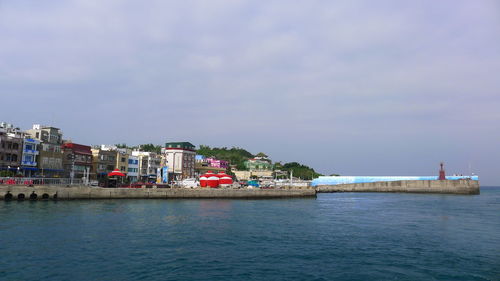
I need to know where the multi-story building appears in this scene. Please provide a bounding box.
[127,154,139,182]
[21,138,40,177]
[132,151,161,182]
[194,155,227,176]
[25,124,64,177]
[0,122,24,174]
[91,146,116,180]
[244,157,273,171]
[62,142,92,179]
[163,142,196,180]
[139,153,148,181]
[115,148,129,174]
[206,157,229,169]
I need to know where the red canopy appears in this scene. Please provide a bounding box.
[108,169,126,177]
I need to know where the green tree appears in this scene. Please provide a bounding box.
[280,162,323,180]
[197,145,254,170]
[138,144,162,154]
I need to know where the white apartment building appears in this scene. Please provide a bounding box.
[132,151,161,182]
[163,142,196,180]
[127,154,139,182]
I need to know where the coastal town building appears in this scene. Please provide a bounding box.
[91,146,116,180]
[163,142,196,180]
[115,148,129,174]
[244,155,273,171]
[194,155,227,176]
[25,124,64,177]
[0,123,24,174]
[233,170,274,181]
[62,142,92,179]
[21,138,40,177]
[206,157,229,169]
[132,151,161,182]
[127,154,139,182]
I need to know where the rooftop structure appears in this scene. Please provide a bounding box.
[163,142,196,180]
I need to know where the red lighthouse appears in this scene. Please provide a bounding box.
[438,162,446,180]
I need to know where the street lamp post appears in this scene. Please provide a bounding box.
[67,153,75,185]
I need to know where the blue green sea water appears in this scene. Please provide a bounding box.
[1,187,499,280]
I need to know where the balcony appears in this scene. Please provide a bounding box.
[21,160,37,166]
[23,149,39,155]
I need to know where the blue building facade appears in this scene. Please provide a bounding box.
[21,138,40,177]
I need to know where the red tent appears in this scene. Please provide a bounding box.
[108,169,126,177]
[200,175,208,187]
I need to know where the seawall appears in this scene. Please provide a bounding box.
[0,186,316,200]
[316,179,479,195]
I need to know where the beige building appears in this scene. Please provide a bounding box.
[25,124,64,177]
[91,146,116,180]
[233,170,274,181]
[115,148,129,174]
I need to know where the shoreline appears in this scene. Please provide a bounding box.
[0,179,481,200]
[0,186,317,200]
[316,179,480,195]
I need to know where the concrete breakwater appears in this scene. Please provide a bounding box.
[316,179,480,195]
[0,186,316,200]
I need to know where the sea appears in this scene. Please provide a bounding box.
[1,187,499,281]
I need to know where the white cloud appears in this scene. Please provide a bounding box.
[1,0,499,183]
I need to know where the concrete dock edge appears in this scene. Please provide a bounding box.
[316,179,480,195]
[0,186,317,200]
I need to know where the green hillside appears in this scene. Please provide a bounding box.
[197,145,254,170]
[274,162,323,180]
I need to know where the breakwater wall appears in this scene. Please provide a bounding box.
[316,179,479,195]
[0,186,316,200]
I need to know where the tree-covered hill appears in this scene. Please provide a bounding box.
[274,162,323,180]
[197,145,254,170]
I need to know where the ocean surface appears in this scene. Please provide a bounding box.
[1,187,499,281]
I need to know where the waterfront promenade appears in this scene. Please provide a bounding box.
[0,179,481,200]
[0,185,316,200]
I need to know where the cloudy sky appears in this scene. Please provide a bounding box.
[1,0,499,184]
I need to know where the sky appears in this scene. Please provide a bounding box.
[1,0,499,185]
